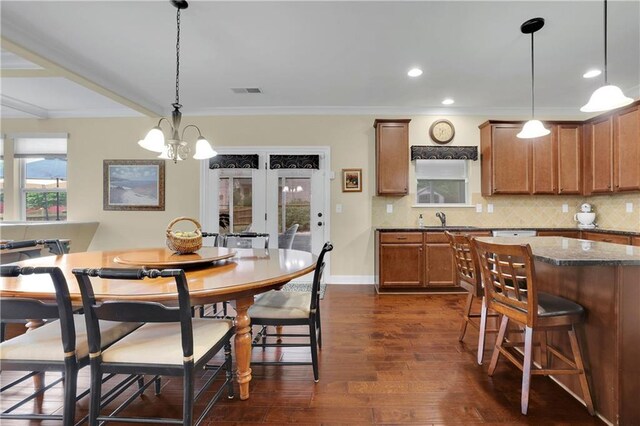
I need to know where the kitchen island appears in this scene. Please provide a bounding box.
[477,236,640,426]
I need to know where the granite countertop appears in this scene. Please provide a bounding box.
[375,226,640,237]
[476,236,640,266]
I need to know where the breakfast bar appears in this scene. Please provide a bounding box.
[478,236,640,426]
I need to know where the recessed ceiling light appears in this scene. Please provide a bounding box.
[583,69,602,79]
[442,98,455,105]
[407,68,423,77]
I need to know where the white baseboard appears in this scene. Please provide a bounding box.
[326,275,375,285]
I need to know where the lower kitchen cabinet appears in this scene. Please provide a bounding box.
[377,232,424,289]
[632,236,640,247]
[581,231,631,245]
[424,232,455,287]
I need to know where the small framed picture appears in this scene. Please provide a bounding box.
[103,160,165,211]
[342,168,362,192]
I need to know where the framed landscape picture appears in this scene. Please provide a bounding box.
[103,160,165,211]
[342,168,362,192]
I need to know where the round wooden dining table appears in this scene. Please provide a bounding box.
[0,247,317,401]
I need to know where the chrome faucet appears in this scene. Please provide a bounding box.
[436,212,447,227]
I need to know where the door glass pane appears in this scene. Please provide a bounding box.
[219,177,252,233]
[278,177,311,251]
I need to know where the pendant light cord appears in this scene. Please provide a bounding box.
[530,32,535,119]
[604,0,608,84]
[175,8,181,107]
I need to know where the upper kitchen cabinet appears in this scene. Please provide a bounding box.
[480,122,531,195]
[531,131,556,194]
[584,115,614,193]
[583,101,640,195]
[374,119,411,196]
[613,104,640,192]
[556,124,582,194]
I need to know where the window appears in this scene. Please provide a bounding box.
[415,159,468,205]
[15,136,68,221]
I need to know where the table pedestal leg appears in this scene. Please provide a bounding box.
[233,297,253,400]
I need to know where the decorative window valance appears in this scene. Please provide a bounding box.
[209,154,259,169]
[269,155,319,169]
[411,146,478,161]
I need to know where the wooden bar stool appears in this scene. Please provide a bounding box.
[471,239,595,416]
[445,231,498,364]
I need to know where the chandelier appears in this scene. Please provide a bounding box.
[138,0,217,163]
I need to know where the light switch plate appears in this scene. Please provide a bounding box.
[562,204,569,213]
[626,202,633,213]
[487,204,494,213]
[475,204,483,213]
[335,203,343,213]
[386,204,393,214]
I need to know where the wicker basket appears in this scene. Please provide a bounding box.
[166,217,203,254]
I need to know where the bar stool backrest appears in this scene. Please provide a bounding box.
[471,239,537,327]
[445,232,482,297]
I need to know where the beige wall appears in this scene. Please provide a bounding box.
[2,114,639,280]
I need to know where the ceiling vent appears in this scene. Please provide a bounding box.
[231,88,262,94]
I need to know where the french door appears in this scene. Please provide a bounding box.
[200,147,329,260]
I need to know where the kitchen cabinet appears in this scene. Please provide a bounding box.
[632,236,640,247]
[377,232,423,288]
[531,132,556,194]
[424,232,455,287]
[480,122,581,196]
[537,230,581,238]
[581,231,630,245]
[586,115,614,193]
[556,124,582,194]
[481,123,531,195]
[374,119,411,196]
[613,104,640,192]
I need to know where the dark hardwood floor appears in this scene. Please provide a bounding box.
[1,285,603,425]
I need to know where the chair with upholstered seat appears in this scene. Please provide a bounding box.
[0,265,140,425]
[445,231,499,364]
[471,239,595,416]
[248,242,332,382]
[278,224,299,249]
[74,267,235,425]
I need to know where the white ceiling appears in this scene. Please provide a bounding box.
[1,1,639,119]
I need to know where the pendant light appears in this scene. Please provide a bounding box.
[517,17,550,139]
[138,0,217,163]
[581,0,633,112]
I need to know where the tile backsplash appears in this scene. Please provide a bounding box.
[372,193,640,232]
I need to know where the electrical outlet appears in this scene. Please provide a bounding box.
[562,204,569,213]
[386,204,393,214]
[475,204,483,213]
[329,171,335,180]
[626,203,633,213]
[487,204,494,213]
[335,204,343,213]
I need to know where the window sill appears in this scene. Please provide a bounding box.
[412,204,476,208]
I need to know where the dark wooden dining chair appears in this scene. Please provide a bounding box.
[0,265,140,425]
[471,239,595,416]
[248,242,333,382]
[73,267,235,426]
[445,231,499,364]
[0,238,66,264]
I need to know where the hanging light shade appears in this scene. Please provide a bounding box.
[517,17,550,139]
[137,0,217,163]
[581,0,633,112]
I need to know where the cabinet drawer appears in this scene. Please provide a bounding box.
[424,232,448,243]
[538,230,581,238]
[632,236,640,247]
[380,232,423,244]
[581,232,630,245]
